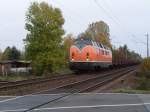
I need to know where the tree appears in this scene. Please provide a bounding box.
[63,34,75,62]
[140,58,150,73]
[24,2,65,75]
[137,58,150,90]
[2,47,12,60]
[82,21,111,47]
[20,51,26,60]
[1,46,21,60]
[0,49,2,61]
[11,46,21,60]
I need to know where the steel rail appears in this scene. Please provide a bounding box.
[36,66,135,94]
[23,66,136,112]
[0,73,75,91]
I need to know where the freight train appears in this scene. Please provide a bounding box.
[69,38,139,70]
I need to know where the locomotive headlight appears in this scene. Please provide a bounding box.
[72,52,75,61]
[86,52,90,61]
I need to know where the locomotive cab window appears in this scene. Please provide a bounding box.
[74,40,92,49]
[96,42,100,47]
[103,46,106,50]
[93,42,98,47]
[99,44,103,48]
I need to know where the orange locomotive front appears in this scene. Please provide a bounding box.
[69,39,112,70]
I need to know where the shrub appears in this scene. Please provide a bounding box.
[137,58,150,90]
[140,57,150,74]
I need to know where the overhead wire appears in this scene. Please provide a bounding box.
[94,0,119,26]
[105,0,146,45]
[53,0,146,55]
[53,0,146,50]
[94,0,146,47]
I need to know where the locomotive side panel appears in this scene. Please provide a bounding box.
[69,39,113,70]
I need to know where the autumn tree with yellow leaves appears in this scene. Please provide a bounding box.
[137,58,150,90]
[63,34,75,62]
[140,57,150,75]
[79,21,111,47]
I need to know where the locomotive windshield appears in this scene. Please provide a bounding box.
[74,40,92,49]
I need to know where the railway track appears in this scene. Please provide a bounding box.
[0,73,78,95]
[0,73,74,87]
[36,66,136,94]
[23,66,137,112]
[0,71,109,95]
[0,66,136,96]
[0,80,11,85]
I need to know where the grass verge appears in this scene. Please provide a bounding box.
[0,68,73,81]
[113,88,150,94]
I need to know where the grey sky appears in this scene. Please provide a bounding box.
[0,0,149,57]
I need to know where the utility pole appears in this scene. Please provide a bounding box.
[146,33,149,57]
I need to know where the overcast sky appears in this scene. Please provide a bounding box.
[0,0,150,57]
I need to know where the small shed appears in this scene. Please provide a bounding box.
[0,60,31,76]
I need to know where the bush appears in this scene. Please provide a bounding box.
[137,77,150,90]
[140,57,150,73]
[137,58,150,90]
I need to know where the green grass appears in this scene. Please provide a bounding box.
[55,68,73,74]
[113,88,150,94]
[0,74,42,81]
[0,68,73,81]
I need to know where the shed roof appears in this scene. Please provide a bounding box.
[0,60,31,64]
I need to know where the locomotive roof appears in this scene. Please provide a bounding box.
[75,38,110,49]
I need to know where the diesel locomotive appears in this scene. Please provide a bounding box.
[69,38,112,70]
